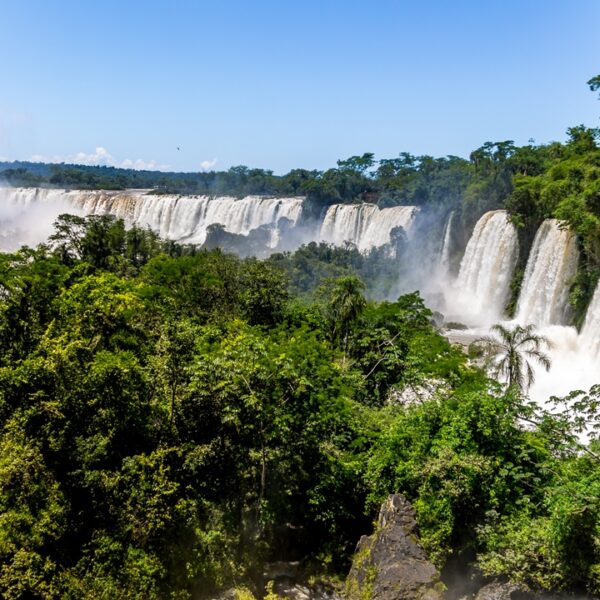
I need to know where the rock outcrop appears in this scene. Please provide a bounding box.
[473,582,528,600]
[346,494,443,600]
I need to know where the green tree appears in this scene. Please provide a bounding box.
[325,276,367,351]
[477,324,551,394]
[336,153,376,175]
[239,260,289,326]
[588,74,600,98]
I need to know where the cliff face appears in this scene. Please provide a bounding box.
[346,494,444,600]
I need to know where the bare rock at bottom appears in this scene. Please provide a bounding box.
[346,494,444,600]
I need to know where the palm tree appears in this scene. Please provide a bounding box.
[476,323,551,394]
[328,276,367,351]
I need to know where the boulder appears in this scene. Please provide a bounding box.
[346,494,444,600]
[274,581,342,600]
[474,582,523,600]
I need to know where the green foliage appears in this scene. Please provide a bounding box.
[3,216,600,595]
[5,95,600,596]
[589,74,600,98]
[504,128,600,319]
[475,324,551,394]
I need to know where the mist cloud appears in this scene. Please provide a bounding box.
[0,187,83,252]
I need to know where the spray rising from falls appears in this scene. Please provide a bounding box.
[451,210,519,325]
[0,187,81,251]
[580,281,600,360]
[0,188,304,249]
[319,203,417,251]
[439,211,455,273]
[515,219,578,327]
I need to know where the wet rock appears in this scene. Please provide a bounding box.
[474,582,526,599]
[263,561,301,582]
[346,494,444,600]
[274,581,342,600]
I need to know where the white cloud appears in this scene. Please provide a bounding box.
[73,146,115,166]
[28,147,171,171]
[120,158,170,171]
[200,158,218,171]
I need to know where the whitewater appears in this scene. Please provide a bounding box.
[2,187,599,409]
[0,187,305,250]
[439,210,599,408]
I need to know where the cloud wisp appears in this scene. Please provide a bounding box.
[29,146,171,171]
[200,158,218,171]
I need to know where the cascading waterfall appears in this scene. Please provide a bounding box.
[0,187,304,248]
[72,191,305,247]
[319,204,378,247]
[3,185,598,410]
[0,186,80,250]
[439,211,454,272]
[2,188,420,253]
[453,210,519,324]
[580,281,600,360]
[515,219,578,327]
[319,203,417,251]
[358,206,417,252]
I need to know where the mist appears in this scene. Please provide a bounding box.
[2,184,600,420]
[0,185,84,252]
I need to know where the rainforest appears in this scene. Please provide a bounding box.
[1,52,600,598]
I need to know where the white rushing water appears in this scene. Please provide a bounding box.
[439,211,454,273]
[515,219,579,328]
[1,188,421,253]
[0,187,82,251]
[0,187,304,249]
[580,281,600,361]
[319,203,417,251]
[528,324,599,408]
[507,219,593,409]
[451,210,519,325]
[438,212,599,413]
[3,185,600,415]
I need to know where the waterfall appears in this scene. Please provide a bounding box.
[2,189,421,253]
[453,210,519,324]
[0,187,304,249]
[515,219,578,327]
[358,206,417,252]
[319,204,378,247]
[0,187,80,251]
[439,211,454,272]
[319,203,417,250]
[580,281,600,360]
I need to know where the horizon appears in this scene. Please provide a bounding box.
[1,1,599,174]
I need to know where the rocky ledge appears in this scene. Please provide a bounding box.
[346,494,444,600]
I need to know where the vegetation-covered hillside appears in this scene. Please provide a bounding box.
[1,213,600,598]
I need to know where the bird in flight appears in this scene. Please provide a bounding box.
[177,146,181,151]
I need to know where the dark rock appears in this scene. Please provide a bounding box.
[263,561,301,582]
[444,322,468,331]
[474,582,528,600]
[346,494,444,600]
[430,311,445,329]
[274,581,342,600]
[263,561,342,600]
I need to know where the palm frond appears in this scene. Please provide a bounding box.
[475,322,552,395]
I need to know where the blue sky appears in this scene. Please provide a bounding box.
[0,0,599,173]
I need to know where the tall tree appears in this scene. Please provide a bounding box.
[326,276,367,351]
[477,323,551,394]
